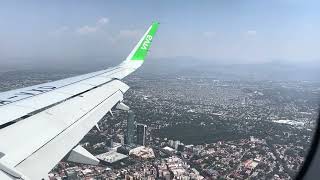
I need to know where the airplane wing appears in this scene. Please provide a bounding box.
[0,22,159,180]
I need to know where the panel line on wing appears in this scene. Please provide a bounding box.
[0,66,123,106]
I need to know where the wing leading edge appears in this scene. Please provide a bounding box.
[0,22,159,179]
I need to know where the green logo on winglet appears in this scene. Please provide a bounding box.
[131,22,159,61]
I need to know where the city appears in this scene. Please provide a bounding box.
[1,69,317,179]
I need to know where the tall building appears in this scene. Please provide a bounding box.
[126,110,135,145]
[136,124,147,146]
[177,144,185,152]
[174,140,180,150]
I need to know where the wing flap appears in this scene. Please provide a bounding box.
[15,88,126,180]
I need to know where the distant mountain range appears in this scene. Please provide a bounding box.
[0,56,319,81]
[139,57,320,81]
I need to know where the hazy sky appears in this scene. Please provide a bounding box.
[0,0,319,65]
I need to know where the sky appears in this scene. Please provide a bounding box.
[0,0,319,66]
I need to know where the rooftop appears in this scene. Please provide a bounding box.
[95,151,128,163]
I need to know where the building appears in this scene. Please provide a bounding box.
[174,140,181,150]
[136,124,147,146]
[169,140,174,147]
[126,110,135,145]
[177,144,185,152]
[163,146,175,153]
[65,167,80,180]
[119,135,124,145]
[95,151,128,166]
[129,146,155,159]
[116,144,136,155]
[243,159,259,170]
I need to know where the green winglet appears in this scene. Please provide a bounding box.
[130,22,159,61]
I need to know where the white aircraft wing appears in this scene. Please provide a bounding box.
[0,22,159,180]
